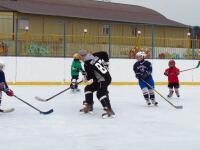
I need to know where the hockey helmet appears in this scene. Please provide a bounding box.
[136,51,146,60]
[0,60,5,69]
[168,59,175,67]
[77,49,88,57]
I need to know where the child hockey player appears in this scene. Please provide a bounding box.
[0,60,14,112]
[70,53,84,92]
[164,59,180,98]
[77,49,115,118]
[133,51,158,106]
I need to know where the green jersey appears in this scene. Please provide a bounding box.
[71,59,83,76]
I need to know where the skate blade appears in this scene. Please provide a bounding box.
[152,102,158,106]
[146,104,158,108]
[102,114,116,119]
[79,111,95,115]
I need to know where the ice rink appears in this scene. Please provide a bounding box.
[1,85,200,150]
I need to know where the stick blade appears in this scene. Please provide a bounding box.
[196,61,200,68]
[35,96,47,102]
[0,108,15,113]
[40,109,54,115]
[174,105,183,109]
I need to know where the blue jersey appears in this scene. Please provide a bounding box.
[133,60,154,89]
[133,60,152,80]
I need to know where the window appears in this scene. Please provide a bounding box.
[102,25,110,35]
[18,19,29,30]
[132,27,138,37]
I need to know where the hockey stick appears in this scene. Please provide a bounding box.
[35,80,83,102]
[140,79,183,109]
[180,61,200,72]
[13,95,54,115]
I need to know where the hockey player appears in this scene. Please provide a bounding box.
[77,49,115,118]
[0,60,14,112]
[70,53,85,92]
[133,51,158,106]
[164,59,180,98]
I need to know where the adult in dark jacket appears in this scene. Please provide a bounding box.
[77,49,115,118]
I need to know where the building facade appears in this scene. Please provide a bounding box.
[0,0,197,59]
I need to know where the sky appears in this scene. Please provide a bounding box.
[110,0,200,26]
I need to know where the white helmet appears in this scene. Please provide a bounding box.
[0,60,5,69]
[136,51,146,58]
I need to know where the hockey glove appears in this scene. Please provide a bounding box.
[136,73,142,79]
[82,71,86,76]
[5,89,14,97]
[141,71,149,79]
[164,72,168,76]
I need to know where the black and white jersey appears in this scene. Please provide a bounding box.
[84,57,111,83]
[93,51,109,69]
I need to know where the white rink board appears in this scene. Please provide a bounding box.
[0,56,199,83]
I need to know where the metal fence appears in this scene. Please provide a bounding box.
[1,32,200,59]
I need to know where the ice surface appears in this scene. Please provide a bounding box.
[1,85,200,150]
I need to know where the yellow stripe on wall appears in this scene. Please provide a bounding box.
[7,82,200,86]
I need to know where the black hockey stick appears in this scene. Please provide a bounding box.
[13,95,54,115]
[180,61,200,72]
[35,80,83,102]
[140,79,183,109]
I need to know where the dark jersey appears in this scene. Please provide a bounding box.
[0,70,8,89]
[133,60,152,79]
[84,57,111,83]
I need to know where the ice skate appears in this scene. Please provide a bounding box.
[146,99,151,106]
[151,99,158,106]
[70,89,76,93]
[167,91,174,98]
[102,107,115,119]
[70,88,80,93]
[76,88,81,92]
[79,103,93,114]
[175,92,180,98]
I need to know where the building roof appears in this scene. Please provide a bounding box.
[0,0,187,27]
[0,5,12,11]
